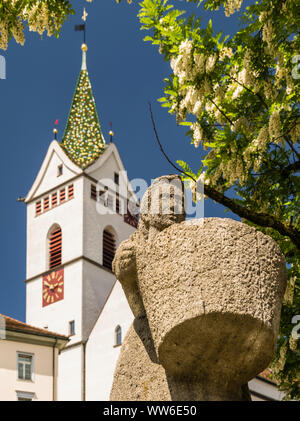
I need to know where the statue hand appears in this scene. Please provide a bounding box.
[112,238,136,283]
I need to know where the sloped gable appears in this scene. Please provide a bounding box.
[25,141,82,203]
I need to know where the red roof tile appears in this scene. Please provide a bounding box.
[0,313,69,340]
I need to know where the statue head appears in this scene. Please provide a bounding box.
[139,174,186,232]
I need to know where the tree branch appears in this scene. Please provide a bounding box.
[203,185,300,249]
[225,73,269,110]
[209,98,234,126]
[149,104,300,250]
[281,161,300,177]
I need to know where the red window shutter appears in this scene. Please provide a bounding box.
[103,230,115,270]
[60,188,66,203]
[44,196,49,212]
[36,201,42,216]
[68,184,74,200]
[49,227,62,269]
[116,193,120,214]
[91,184,97,200]
[52,193,58,207]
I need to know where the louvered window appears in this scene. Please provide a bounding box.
[116,193,120,214]
[60,188,66,203]
[91,184,97,200]
[68,184,74,200]
[49,227,62,269]
[52,193,57,207]
[103,230,115,270]
[35,201,42,216]
[44,197,49,212]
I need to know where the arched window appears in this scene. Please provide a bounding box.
[115,325,122,346]
[103,229,115,270]
[49,226,62,269]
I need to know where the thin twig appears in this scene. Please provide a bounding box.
[149,102,197,182]
[148,103,300,249]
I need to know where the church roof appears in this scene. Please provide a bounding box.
[61,44,106,169]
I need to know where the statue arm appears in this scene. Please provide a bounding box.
[112,234,145,317]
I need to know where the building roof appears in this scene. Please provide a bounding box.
[0,313,69,341]
[61,44,106,169]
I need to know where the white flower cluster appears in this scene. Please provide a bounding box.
[224,0,243,17]
[262,20,274,49]
[24,3,57,36]
[170,40,194,84]
[269,110,281,141]
[191,122,203,148]
[219,47,233,61]
[219,156,246,186]
[0,1,66,50]
[0,21,9,50]
[241,125,269,173]
[170,40,219,124]
[231,116,248,133]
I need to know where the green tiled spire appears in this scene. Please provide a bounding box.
[61,44,106,168]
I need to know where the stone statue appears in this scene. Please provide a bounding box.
[111,175,287,401]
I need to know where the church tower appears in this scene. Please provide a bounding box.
[24,43,137,400]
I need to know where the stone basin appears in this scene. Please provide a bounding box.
[136,218,287,382]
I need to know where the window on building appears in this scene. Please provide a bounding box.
[103,229,116,270]
[44,196,50,212]
[69,320,75,336]
[35,201,42,216]
[91,184,97,200]
[114,172,119,185]
[52,192,58,207]
[68,184,74,200]
[115,325,122,346]
[16,391,35,401]
[57,164,63,177]
[49,226,62,269]
[116,193,120,214]
[17,353,33,381]
[60,188,66,203]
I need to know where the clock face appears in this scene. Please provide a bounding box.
[42,268,64,307]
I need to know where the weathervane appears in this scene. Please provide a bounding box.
[75,7,88,45]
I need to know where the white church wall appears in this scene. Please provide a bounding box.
[58,344,83,401]
[26,260,83,344]
[82,260,116,341]
[26,176,84,279]
[33,148,79,199]
[86,145,120,185]
[85,281,134,401]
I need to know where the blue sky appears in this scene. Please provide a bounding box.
[0,1,243,321]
